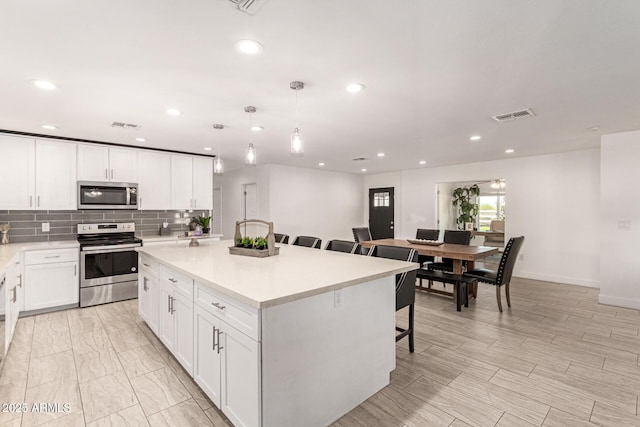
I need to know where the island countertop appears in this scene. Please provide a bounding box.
[137,239,417,309]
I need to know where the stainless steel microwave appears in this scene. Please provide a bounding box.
[78,181,138,210]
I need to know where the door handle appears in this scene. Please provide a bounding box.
[111,169,114,179]
[30,195,33,207]
[12,286,17,303]
[74,264,77,276]
[168,295,171,312]
[170,296,176,313]
[37,195,40,207]
[17,273,22,288]
[210,302,226,311]
[212,326,217,351]
[105,169,108,179]
[216,329,224,354]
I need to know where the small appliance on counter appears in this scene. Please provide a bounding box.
[1,223,9,244]
[78,222,142,307]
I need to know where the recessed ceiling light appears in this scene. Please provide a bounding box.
[469,135,482,141]
[250,125,264,131]
[377,152,385,157]
[419,160,426,165]
[203,147,212,151]
[505,149,515,154]
[361,168,367,172]
[587,126,601,132]
[346,83,366,93]
[235,39,264,55]
[31,80,57,90]
[135,137,146,142]
[41,124,57,130]
[166,108,181,116]
[318,162,325,166]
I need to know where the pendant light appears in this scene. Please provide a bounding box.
[244,106,257,166]
[289,81,304,156]
[212,124,224,174]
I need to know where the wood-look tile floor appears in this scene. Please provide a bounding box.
[1,277,639,426]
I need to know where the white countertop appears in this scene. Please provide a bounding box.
[139,233,223,243]
[0,241,79,275]
[137,240,417,309]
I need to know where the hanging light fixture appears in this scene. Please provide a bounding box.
[244,106,257,166]
[289,81,304,156]
[212,124,224,174]
[490,179,506,189]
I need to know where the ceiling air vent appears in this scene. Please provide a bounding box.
[222,0,269,15]
[111,122,142,130]
[352,157,368,162]
[491,108,536,123]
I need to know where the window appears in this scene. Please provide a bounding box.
[373,192,390,207]
[478,195,505,231]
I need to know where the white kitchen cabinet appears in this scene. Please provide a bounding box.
[3,256,22,350]
[192,157,213,210]
[24,248,79,311]
[193,285,260,427]
[171,155,213,210]
[0,134,35,210]
[171,155,193,210]
[77,144,138,183]
[156,264,194,374]
[138,264,159,334]
[0,136,75,210]
[35,140,77,210]
[138,150,171,210]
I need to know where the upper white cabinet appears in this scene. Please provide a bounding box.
[77,144,138,183]
[171,155,213,210]
[0,134,35,210]
[138,150,171,210]
[0,135,76,210]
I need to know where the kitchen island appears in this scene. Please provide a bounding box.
[136,240,417,427]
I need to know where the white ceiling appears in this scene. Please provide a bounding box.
[2,0,640,174]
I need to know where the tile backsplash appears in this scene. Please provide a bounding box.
[0,210,207,243]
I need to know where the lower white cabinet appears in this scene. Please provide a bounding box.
[138,265,159,334]
[156,267,194,375]
[3,256,22,351]
[194,300,260,427]
[24,248,79,311]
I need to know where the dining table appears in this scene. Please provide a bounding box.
[360,238,500,298]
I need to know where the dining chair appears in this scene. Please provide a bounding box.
[324,240,360,254]
[463,236,525,312]
[292,235,322,249]
[415,228,439,267]
[428,230,472,272]
[274,233,289,244]
[351,227,372,243]
[367,244,419,352]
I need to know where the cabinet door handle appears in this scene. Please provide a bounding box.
[170,296,176,314]
[143,263,150,267]
[168,295,171,313]
[168,278,177,283]
[74,265,77,276]
[212,326,217,351]
[30,195,33,207]
[12,286,17,303]
[143,280,148,291]
[140,197,143,208]
[211,302,226,311]
[105,169,108,179]
[217,329,224,354]
[111,169,114,179]
[17,273,22,288]
[44,255,61,259]
[37,195,40,207]
[194,199,197,208]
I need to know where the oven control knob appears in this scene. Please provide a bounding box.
[131,267,137,272]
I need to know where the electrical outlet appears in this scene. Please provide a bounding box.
[334,290,343,308]
[41,222,50,232]
[618,220,632,230]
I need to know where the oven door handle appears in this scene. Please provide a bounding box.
[81,244,141,253]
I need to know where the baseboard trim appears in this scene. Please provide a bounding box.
[598,294,640,310]
[516,270,599,288]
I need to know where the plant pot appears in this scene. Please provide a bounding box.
[202,227,210,234]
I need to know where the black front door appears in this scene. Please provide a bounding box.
[369,187,394,239]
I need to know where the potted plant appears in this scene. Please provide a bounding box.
[235,237,243,247]
[242,236,254,248]
[452,184,480,230]
[254,237,267,250]
[197,214,212,234]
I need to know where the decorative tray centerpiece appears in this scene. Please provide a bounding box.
[407,239,444,246]
[229,219,279,258]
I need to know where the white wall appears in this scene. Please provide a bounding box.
[268,165,364,245]
[600,131,640,309]
[366,149,601,287]
[213,165,270,240]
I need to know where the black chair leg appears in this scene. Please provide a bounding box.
[496,286,503,312]
[505,283,511,307]
[408,303,415,353]
[455,283,462,312]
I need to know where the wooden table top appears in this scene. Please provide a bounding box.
[360,238,499,261]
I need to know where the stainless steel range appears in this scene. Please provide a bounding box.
[78,222,142,307]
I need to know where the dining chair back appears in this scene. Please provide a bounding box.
[324,240,360,254]
[428,230,472,272]
[464,236,525,312]
[368,244,418,352]
[292,235,322,249]
[351,227,372,243]
[415,228,439,266]
[274,233,289,244]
